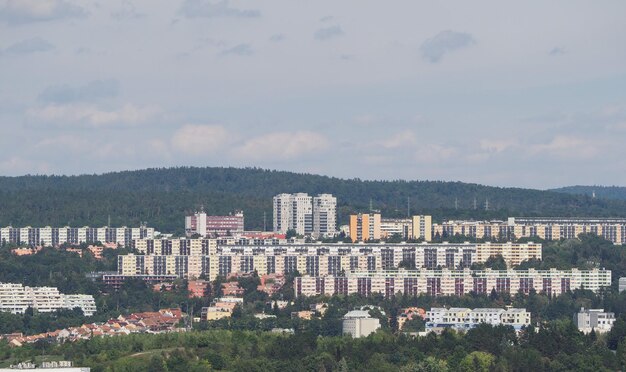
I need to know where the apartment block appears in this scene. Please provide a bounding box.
[380,218,413,239]
[433,217,626,244]
[349,213,381,242]
[425,307,530,332]
[0,283,96,316]
[119,240,541,281]
[293,268,611,297]
[412,215,432,241]
[273,193,337,237]
[185,211,244,237]
[0,226,154,247]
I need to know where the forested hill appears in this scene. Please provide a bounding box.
[1,167,625,234]
[552,185,626,201]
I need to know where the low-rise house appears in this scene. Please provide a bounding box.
[398,307,426,330]
[291,311,315,320]
[310,303,329,316]
[574,308,615,334]
[343,310,380,338]
[222,282,245,296]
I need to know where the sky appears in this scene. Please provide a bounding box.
[1,0,626,189]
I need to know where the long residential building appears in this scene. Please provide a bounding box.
[293,268,611,298]
[123,239,541,281]
[426,307,531,332]
[0,283,96,316]
[0,226,155,247]
[350,214,432,242]
[433,217,626,244]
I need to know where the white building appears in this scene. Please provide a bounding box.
[342,310,380,338]
[0,226,154,247]
[574,308,615,334]
[425,307,530,332]
[313,194,337,238]
[273,193,336,237]
[619,277,626,292]
[0,283,96,316]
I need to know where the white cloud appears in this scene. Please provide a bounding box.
[0,0,86,25]
[28,104,159,127]
[420,30,475,63]
[379,130,417,149]
[171,124,231,155]
[235,131,330,160]
[528,135,598,159]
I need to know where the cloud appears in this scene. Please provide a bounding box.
[0,0,86,25]
[379,130,417,149]
[269,34,285,42]
[111,0,144,20]
[528,135,598,159]
[171,124,231,155]
[235,131,330,160]
[420,30,475,63]
[179,0,260,19]
[38,79,119,103]
[549,47,566,56]
[220,43,253,56]
[315,26,344,41]
[28,103,159,127]
[2,38,54,56]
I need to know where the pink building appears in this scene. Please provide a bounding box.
[185,211,245,237]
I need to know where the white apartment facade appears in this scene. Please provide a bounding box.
[273,193,336,237]
[0,283,96,316]
[0,226,154,247]
[425,307,531,332]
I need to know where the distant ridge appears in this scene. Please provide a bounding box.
[1,166,625,234]
[551,185,626,201]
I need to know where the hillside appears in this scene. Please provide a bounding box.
[1,167,626,234]
[552,185,626,201]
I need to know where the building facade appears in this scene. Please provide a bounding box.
[425,307,530,332]
[349,213,381,242]
[185,211,245,237]
[574,308,615,334]
[273,193,336,237]
[121,240,542,281]
[380,218,413,240]
[294,268,611,298]
[342,310,380,338]
[0,226,154,247]
[0,283,96,316]
[433,217,626,244]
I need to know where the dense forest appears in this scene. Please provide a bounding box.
[1,167,626,234]
[552,185,626,201]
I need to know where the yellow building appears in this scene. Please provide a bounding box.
[411,215,432,241]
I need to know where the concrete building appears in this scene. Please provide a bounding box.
[121,240,541,281]
[0,283,96,316]
[380,218,413,240]
[185,211,245,237]
[619,277,626,292]
[313,194,337,238]
[294,268,611,298]
[274,193,336,237]
[0,226,154,247]
[574,308,615,334]
[342,310,380,338]
[425,307,530,332]
[433,217,626,244]
[412,215,432,241]
[349,213,381,242]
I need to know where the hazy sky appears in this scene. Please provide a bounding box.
[1,0,626,189]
